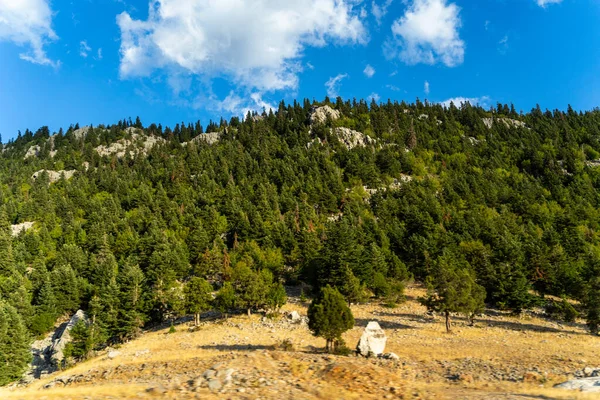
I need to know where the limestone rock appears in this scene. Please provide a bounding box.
[11,222,34,237]
[24,145,41,159]
[555,377,600,392]
[95,131,166,158]
[107,350,121,360]
[380,352,399,360]
[32,170,77,183]
[482,117,527,130]
[189,131,223,145]
[310,106,341,125]
[50,310,88,368]
[287,311,302,323]
[356,321,387,357]
[332,127,376,150]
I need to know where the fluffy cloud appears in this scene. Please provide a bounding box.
[372,0,393,26]
[117,0,368,93]
[424,80,430,95]
[364,64,376,78]
[0,0,58,66]
[385,0,464,67]
[440,96,491,108]
[367,92,380,102]
[325,74,349,98]
[536,0,562,7]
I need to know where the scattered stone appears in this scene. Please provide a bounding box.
[380,353,400,361]
[207,378,222,391]
[146,385,168,395]
[356,321,387,357]
[203,369,217,379]
[107,350,121,360]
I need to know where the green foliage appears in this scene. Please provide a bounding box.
[421,253,486,331]
[4,98,600,383]
[184,277,213,325]
[63,320,93,362]
[0,302,31,386]
[307,285,355,352]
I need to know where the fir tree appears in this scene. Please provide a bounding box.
[184,277,213,326]
[307,285,354,352]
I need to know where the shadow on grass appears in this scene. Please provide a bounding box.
[197,344,276,351]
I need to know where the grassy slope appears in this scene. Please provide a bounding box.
[1,286,598,399]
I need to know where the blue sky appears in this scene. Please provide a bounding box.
[0,0,599,140]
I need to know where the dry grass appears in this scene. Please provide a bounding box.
[2,285,599,399]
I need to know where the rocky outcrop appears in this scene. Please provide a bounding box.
[32,170,77,183]
[24,145,41,159]
[310,106,341,125]
[189,131,223,146]
[356,321,387,357]
[11,222,34,237]
[50,310,88,368]
[333,127,376,150]
[482,117,527,129]
[95,130,166,158]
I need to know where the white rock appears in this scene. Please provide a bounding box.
[356,321,387,357]
[51,310,88,367]
[95,131,166,158]
[11,222,34,237]
[556,378,600,392]
[32,170,77,183]
[482,117,527,130]
[332,127,376,150]
[107,350,121,360]
[189,131,223,145]
[310,106,341,125]
[24,145,41,159]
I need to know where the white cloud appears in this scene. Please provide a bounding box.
[363,64,376,78]
[80,40,92,58]
[372,0,393,26]
[424,80,430,95]
[386,84,400,91]
[367,92,380,102]
[0,0,59,66]
[117,0,368,93]
[306,62,315,70]
[536,0,562,7]
[97,48,103,60]
[498,35,509,55]
[385,0,464,67]
[325,73,349,98]
[440,96,491,108]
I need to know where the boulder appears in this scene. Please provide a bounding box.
[380,352,399,361]
[356,321,387,357]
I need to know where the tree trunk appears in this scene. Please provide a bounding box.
[194,313,199,327]
[445,311,451,333]
[247,308,252,317]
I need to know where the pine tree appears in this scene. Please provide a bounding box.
[214,282,236,318]
[421,255,486,332]
[307,285,354,352]
[583,276,600,335]
[184,277,213,326]
[0,302,31,385]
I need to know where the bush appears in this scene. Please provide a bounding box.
[278,338,294,352]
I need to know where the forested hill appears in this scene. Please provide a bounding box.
[1,98,600,384]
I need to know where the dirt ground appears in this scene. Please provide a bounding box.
[2,285,599,399]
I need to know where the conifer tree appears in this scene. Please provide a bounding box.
[308,285,354,352]
[184,277,213,326]
[0,302,31,385]
[214,282,236,318]
[421,254,486,332]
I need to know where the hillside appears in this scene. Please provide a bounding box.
[1,99,600,394]
[1,286,599,399]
